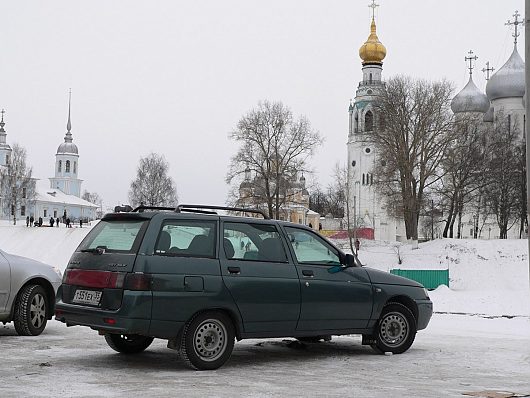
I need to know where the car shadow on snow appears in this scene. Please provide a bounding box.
[47,338,379,372]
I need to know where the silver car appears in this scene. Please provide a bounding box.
[0,249,62,336]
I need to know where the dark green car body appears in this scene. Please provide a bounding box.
[56,210,432,368]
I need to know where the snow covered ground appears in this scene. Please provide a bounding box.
[1,222,529,397]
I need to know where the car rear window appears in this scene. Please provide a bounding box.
[77,220,148,254]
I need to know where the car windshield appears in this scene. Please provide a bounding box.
[77,220,147,254]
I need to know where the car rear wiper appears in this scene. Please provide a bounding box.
[80,246,107,254]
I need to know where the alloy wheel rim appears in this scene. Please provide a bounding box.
[193,319,227,362]
[379,311,409,347]
[30,293,46,329]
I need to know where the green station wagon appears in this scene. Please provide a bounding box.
[55,205,433,370]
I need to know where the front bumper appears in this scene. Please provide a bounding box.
[416,299,433,330]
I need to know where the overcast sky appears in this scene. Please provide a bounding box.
[0,0,525,210]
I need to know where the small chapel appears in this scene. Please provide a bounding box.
[0,93,97,223]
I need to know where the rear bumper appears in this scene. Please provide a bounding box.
[55,290,152,335]
[416,299,433,330]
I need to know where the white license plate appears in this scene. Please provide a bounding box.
[72,289,102,306]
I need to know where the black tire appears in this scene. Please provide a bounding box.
[371,302,417,354]
[105,334,154,354]
[180,311,235,370]
[14,284,48,336]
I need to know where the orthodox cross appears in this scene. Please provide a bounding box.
[0,109,5,123]
[465,50,478,76]
[506,10,524,45]
[368,0,379,19]
[482,61,495,81]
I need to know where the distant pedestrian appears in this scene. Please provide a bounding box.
[50,217,55,227]
[245,241,251,251]
[56,217,60,227]
[318,223,322,231]
[240,240,244,250]
[26,216,30,227]
[355,239,360,252]
[308,222,313,229]
[80,219,83,228]
[30,215,34,227]
[66,217,71,228]
[38,217,43,227]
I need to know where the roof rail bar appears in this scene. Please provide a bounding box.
[132,205,177,213]
[176,204,269,219]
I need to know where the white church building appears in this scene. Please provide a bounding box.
[0,96,97,223]
[346,6,525,241]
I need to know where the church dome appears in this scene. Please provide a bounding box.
[486,46,525,101]
[359,18,386,64]
[57,140,78,155]
[451,76,490,114]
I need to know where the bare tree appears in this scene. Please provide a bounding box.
[226,101,323,219]
[128,153,178,208]
[482,113,523,238]
[0,143,36,225]
[309,184,344,218]
[371,76,455,243]
[332,163,356,254]
[439,114,489,238]
[82,190,102,206]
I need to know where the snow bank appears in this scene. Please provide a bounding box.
[1,221,529,317]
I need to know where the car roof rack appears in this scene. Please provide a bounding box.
[176,204,269,219]
[132,205,177,213]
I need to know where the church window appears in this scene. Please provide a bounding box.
[5,153,10,165]
[74,161,77,173]
[370,174,374,185]
[354,112,359,133]
[365,111,374,132]
[507,114,511,132]
[66,160,70,173]
[21,206,25,217]
[22,187,26,198]
[365,147,371,154]
[351,160,356,167]
[369,73,373,84]
[44,209,47,218]
[58,160,62,172]
[362,173,365,185]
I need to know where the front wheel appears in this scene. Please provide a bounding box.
[371,302,417,354]
[14,284,49,336]
[180,311,235,370]
[105,334,154,354]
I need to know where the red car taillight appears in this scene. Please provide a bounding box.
[64,270,126,289]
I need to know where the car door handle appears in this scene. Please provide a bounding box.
[228,266,241,275]
[302,270,314,277]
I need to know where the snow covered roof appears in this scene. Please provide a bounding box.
[35,179,97,208]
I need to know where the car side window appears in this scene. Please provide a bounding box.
[223,222,288,263]
[284,227,341,266]
[154,220,217,259]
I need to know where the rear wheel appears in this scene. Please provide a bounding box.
[105,334,154,354]
[180,311,235,370]
[371,302,417,354]
[14,284,48,336]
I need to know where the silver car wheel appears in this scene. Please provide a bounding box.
[379,311,409,347]
[193,319,227,362]
[30,293,46,329]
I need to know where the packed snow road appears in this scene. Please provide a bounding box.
[1,314,529,398]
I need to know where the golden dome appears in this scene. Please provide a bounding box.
[359,18,386,64]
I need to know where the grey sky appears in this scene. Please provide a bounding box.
[0,0,524,210]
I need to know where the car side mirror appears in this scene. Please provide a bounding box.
[345,253,355,267]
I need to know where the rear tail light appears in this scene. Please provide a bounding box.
[124,273,152,291]
[63,270,126,289]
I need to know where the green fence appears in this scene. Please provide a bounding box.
[390,269,449,290]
